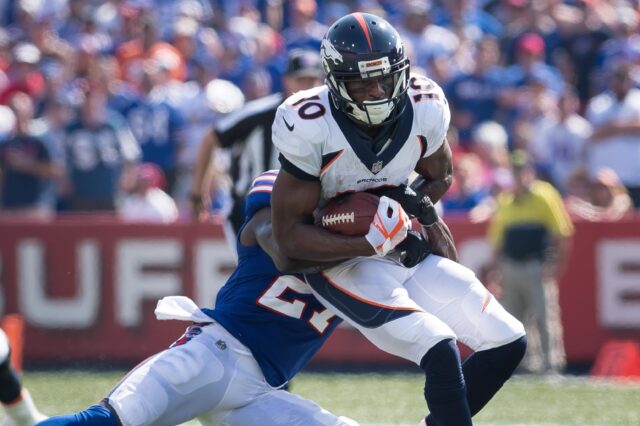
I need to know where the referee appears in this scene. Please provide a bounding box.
[488,150,574,375]
[190,50,324,231]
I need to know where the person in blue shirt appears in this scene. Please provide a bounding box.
[446,37,508,146]
[64,88,140,212]
[120,61,186,194]
[0,94,60,216]
[37,171,356,426]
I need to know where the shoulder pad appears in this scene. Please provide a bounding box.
[244,170,279,221]
[272,86,330,178]
[408,74,451,157]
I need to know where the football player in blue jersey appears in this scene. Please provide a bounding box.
[270,13,528,426]
[37,171,356,426]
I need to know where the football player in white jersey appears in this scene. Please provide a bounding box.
[271,13,527,426]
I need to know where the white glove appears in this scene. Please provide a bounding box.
[365,196,410,256]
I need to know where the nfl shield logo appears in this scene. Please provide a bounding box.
[371,161,383,174]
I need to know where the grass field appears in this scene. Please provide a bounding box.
[11,370,640,425]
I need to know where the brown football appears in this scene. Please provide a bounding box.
[314,192,380,236]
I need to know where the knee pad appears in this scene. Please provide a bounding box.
[420,339,465,403]
[0,356,21,403]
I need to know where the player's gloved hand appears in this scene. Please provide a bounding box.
[395,230,431,268]
[365,196,410,256]
[368,185,439,227]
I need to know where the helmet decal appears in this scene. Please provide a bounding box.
[352,13,373,51]
[321,38,343,66]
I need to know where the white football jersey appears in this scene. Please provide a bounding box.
[272,73,450,205]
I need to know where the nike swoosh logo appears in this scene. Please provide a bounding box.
[283,116,295,131]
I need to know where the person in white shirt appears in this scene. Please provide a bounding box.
[535,88,592,194]
[585,62,640,207]
[119,163,178,223]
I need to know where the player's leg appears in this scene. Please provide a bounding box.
[207,389,358,426]
[306,258,472,426]
[38,323,272,426]
[403,255,526,423]
[0,329,46,426]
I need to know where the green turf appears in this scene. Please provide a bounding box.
[11,370,640,425]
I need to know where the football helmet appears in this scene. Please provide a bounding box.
[321,13,410,127]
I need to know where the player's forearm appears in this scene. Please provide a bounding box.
[424,219,458,262]
[255,219,346,272]
[411,175,452,204]
[275,222,374,262]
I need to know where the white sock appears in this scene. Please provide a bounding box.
[3,389,46,426]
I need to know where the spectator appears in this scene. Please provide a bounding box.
[469,120,512,192]
[0,43,45,105]
[532,87,592,194]
[566,167,634,221]
[117,17,186,86]
[119,163,178,223]
[585,62,640,208]
[398,1,460,72]
[64,87,140,211]
[120,59,186,194]
[446,36,507,146]
[442,153,491,215]
[503,33,564,96]
[488,150,573,375]
[0,93,60,217]
[281,0,327,51]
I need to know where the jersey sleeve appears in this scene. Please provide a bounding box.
[411,77,451,158]
[214,107,254,148]
[272,101,323,181]
[244,170,278,221]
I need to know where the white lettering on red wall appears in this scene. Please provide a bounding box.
[18,239,100,328]
[597,240,640,328]
[116,239,183,327]
[194,240,236,306]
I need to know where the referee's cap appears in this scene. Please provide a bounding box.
[286,50,323,79]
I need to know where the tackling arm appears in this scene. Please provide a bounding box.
[248,208,343,273]
[271,169,375,262]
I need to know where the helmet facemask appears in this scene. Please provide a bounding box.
[325,56,410,127]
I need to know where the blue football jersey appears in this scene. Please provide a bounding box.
[203,171,341,388]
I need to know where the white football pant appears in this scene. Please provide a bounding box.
[306,255,526,364]
[106,298,357,426]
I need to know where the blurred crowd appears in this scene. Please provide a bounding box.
[0,0,639,222]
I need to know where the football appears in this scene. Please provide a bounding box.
[314,192,380,236]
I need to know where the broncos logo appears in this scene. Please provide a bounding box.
[321,38,343,66]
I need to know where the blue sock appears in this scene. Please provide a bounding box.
[420,339,472,426]
[425,335,527,426]
[36,404,117,426]
[463,335,527,415]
